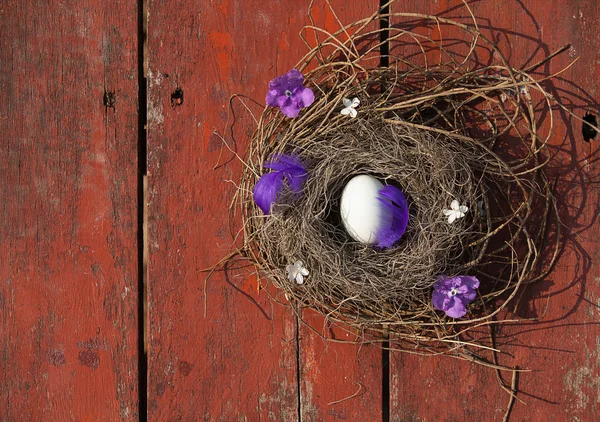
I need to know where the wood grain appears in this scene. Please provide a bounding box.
[146,1,302,419]
[147,0,381,419]
[0,0,140,420]
[388,1,600,420]
[299,312,384,421]
[296,3,385,420]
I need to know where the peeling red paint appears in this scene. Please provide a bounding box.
[178,360,194,377]
[208,31,234,80]
[77,338,101,350]
[46,349,66,366]
[156,382,166,397]
[78,350,100,370]
[217,0,230,16]
[279,31,290,53]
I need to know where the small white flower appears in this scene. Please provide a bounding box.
[286,260,309,285]
[443,200,468,224]
[340,97,360,118]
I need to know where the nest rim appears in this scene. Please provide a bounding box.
[225,3,566,357]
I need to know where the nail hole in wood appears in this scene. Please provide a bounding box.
[171,88,184,107]
[103,90,116,108]
[582,112,597,142]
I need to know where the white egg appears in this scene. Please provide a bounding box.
[340,174,391,245]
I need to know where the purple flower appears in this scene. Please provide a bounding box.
[266,69,315,118]
[375,185,409,248]
[253,153,308,214]
[432,275,480,318]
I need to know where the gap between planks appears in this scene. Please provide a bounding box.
[379,1,391,421]
[139,0,149,419]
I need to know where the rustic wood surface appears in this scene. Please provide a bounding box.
[388,1,600,421]
[3,0,599,420]
[146,0,381,420]
[146,0,600,420]
[0,0,140,420]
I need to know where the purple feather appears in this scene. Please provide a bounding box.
[253,172,284,214]
[253,153,308,214]
[375,185,409,248]
[263,154,308,192]
[263,153,304,171]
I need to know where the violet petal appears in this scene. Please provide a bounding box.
[432,290,447,311]
[461,275,480,290]
[432,275,480,318]
[266,69,313,118]
[253,171,284,214]
[433,278,448,293]
[277,95,291,108]
[266,89,280,106]
[268,75,286,91]
[286,69,304,88]
[461,290,477,302]
[295,86,315,108]
[444,297,468,318]
[280,102,301,118]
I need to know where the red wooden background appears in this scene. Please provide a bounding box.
[2,0,600,420]
[0,0,140,420]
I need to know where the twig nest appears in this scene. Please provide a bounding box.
[251,120,485,313]
[231,6,558,355]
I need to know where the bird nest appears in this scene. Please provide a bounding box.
[216,3,569,359]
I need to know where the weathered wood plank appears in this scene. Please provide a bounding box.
[147,0,382,419]
[299,312,384,420]
[296,4,385,420]
[146,1,303,419]
[388,1,600,420]
[0,0,140,420]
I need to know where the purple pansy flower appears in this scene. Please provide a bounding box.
[375,185,409,249]
[266,69,315,118]
[253,153,308,214]
[432,275,480,318]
